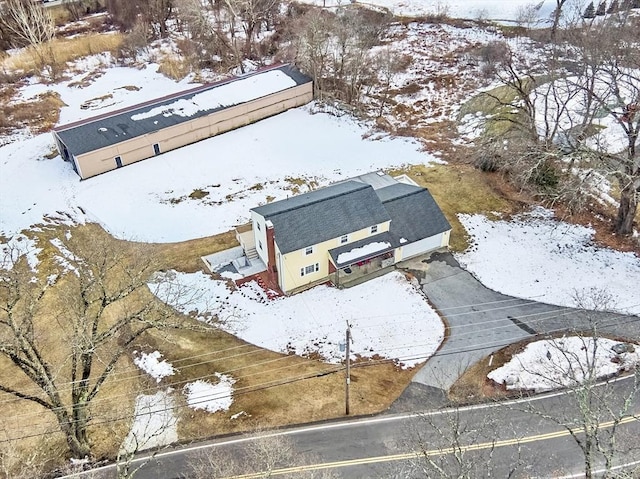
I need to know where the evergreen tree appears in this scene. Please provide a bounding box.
[595,0,607,15]
[583,0,596,17]
[606,0,619,12]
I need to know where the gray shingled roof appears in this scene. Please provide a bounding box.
[376,184,451,244]
[253,181,391,254]
[54,64,311,157]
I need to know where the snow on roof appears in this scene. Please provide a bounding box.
[337,241,391,264]
[54,64,311,157]
[131,70,296,121]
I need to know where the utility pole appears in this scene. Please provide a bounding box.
[345,322,351,416]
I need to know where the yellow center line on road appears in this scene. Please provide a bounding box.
[224,416,638,478]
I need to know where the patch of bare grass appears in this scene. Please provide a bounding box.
[155,325,415,440]
[189,189,210,200]
[448,342,522,404]
[80,93,113,110]
[0,91,65,134]
[2,33,123,78]
[2,222,421,474]
[146,230,239,273]
[387,163,513,252]
[284,176,318,195]
[157,54,192,81]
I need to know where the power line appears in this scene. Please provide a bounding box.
[0,297,578,402]
[3,308,640,442]
[0,301,638,415]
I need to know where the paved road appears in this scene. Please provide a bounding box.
[394,252,640,406]
[75,376,640,478]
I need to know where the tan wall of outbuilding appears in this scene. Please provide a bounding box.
[69,83,313,179]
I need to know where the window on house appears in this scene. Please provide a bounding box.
[305,246,313,255]
[300,263,319,276]
[257,222,261,231]
[340,235,348,244]
[258,240,263,250]
[115,156,123,168]
[153,143,161,155]
[371,225,378,234]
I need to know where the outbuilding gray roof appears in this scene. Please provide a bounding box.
[376,183,451,244]
[54,64,311,157]
[252,181,391,254]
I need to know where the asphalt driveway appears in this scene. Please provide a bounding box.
[390,251,640,410]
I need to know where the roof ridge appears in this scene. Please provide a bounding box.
[54,63,291,132]
[380,185,425,203]
[264,182,371,218]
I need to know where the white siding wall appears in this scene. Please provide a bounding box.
[399,234,446,260]
[251,211,269,265]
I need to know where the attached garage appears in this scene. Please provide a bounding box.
[399,233,448,260]
[373,181,451,263]
[53,64,313,179]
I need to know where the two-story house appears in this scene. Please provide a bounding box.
[238,172,451,294]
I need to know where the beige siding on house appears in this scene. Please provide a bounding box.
[276,220,391,293]
[73,83,313,179]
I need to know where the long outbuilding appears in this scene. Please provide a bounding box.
[53,64,313,179]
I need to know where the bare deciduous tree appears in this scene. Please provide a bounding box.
[0,0,55,73]
[508,293,640,479]
[189,431,339,478]
[63,0,94,22]
[0,227,192,459]
[392,406,523,479]
[175,0,235,68]
[476,10,639,234]
[222,0,280,59]
[287,6,390,106]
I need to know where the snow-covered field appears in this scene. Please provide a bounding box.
[456,208,640,315]
[488,336,640,392]
[1,64,433,243]
[152,270,444,368]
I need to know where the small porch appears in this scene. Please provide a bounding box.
[201,244,266,281]
[235,223,257,260]
[334,255,396,288]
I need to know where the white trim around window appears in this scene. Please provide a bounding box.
[300,263,319,276]
[305,246,313,255]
